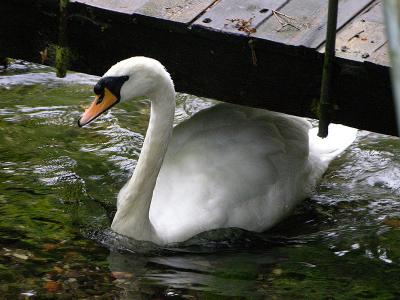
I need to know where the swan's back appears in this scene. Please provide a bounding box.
[150,104,317,243]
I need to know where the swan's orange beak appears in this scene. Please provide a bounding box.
[78,88,119,127]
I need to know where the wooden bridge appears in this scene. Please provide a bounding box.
[1,0,397,136]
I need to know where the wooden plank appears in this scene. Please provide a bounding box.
[193,0,289,35]
[368,43,389,66]
[70,0,147,14]
[135,0,217,24]
[70,0,216,24]
[255,0,374,48]
[327,2,389,66]
[303,0,375,48]
[0,0,397,136]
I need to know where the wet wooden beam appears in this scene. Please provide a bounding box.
[0,0,397,136]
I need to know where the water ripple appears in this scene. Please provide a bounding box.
[0,71,99,87]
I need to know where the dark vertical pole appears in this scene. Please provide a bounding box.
[318,0,339,138]
[56,0,69,77]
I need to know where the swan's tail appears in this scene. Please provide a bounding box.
[308,123,358,164]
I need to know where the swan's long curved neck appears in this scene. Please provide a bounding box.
[111,81,175,243]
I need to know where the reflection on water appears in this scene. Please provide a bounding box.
[0,60,399,299]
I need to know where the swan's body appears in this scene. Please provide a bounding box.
[79,57,357,245]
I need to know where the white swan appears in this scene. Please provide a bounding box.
[78,57,357,245]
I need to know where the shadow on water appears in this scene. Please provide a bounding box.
[0,60,400,299]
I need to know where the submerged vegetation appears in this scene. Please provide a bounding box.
[0,60,399,298]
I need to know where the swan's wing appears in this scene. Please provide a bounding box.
[168,104,310,157]
[150,104,312,242]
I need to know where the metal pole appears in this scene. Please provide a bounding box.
[383,0,400,135]
[318,0,339,138]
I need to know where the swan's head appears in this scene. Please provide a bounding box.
[78,57,173,127]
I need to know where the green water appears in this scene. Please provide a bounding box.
[0,60,399,299]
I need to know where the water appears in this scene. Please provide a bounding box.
[0,60,399,299]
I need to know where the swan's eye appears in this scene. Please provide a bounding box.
[93,76,129,101]
[103,76,130,99]
[95,93,105,104]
